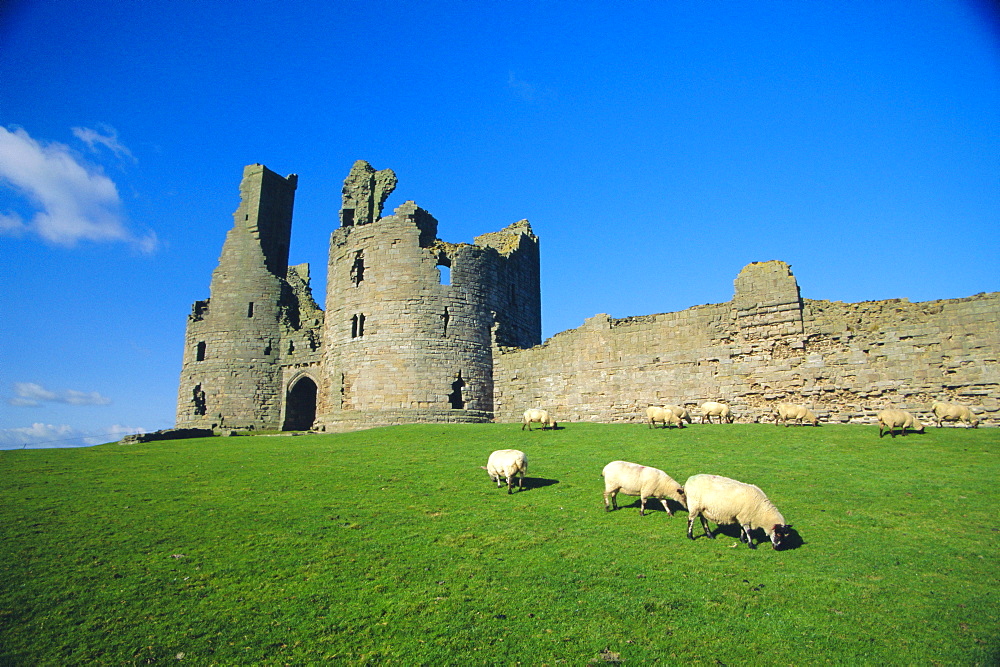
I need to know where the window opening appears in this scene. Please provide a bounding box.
[288,340,295,354]
[342,208,355,227]
[438,264,451,285]
[442,307,450,337]
[196,341,206,361]
[350,250,365,286]
[192,384,207,415]
[351,313,366,338]
[448,373,466,409]
[247,302,255,318]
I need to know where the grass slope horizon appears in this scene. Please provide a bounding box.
[1,423,997,664]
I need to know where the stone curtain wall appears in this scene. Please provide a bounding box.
[493,261,999,426]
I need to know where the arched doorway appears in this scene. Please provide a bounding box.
[283,376,317,431]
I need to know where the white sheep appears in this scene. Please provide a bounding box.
[482,449,528,494]
[700,401,734,424]
[930,401,979,428]
[772,403,819,427]
[877,409,925,438]
[646,406,685,429]
[666,404,693,424]
[602,460,687,516]
[684,473,791,550]
[522,408,557,431]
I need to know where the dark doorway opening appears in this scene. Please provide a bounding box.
[448,373,466,409]
[283,377,317,431]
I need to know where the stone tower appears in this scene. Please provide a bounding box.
[177,164,324,431]
[315,160,541,428]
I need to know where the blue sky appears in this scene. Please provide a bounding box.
[1,0,997,448]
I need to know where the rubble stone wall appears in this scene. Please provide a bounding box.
[494,261,999,426]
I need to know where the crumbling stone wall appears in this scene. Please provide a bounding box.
[177,164,323,431]
[315,162,541,429]
[494,261,999,426]
[178,163,995,434]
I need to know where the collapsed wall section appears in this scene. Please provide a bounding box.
[494,260,999,425]
[315,162,541,428]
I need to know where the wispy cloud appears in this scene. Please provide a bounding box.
[0,125,158,252]
[72,124,136,162]
[0,423,145,449]
[9,382,112,407]
[507,71,557,104]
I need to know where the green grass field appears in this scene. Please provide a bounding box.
[1,423,997,665]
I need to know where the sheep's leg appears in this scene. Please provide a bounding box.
[741,524,756,548]
[659,498,672,516]
[506,475,513,494]
[604,491,618,511]
[699,516,714,538]
[686,514,697,539]
[639,496,647,516]
[518,473,524,491]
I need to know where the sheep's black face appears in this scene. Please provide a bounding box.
[771,524,792,550]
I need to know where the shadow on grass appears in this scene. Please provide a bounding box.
[522,477,559,490]
[613,498,687,514]
[691,523,805,550]
[879,430,928,439]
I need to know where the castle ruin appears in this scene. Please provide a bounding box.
[177,162,999,430]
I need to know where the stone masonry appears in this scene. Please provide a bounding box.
[493,261,999,426]
[177,160,541,431]
[178,162,999,431]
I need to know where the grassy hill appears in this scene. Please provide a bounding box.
[1,423,997,664]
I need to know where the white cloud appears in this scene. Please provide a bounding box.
[0,423,145,449]
[72,124,136,162]
[0,125,158,252]
[0,211,26,235]
[8,382,112,407]
[0,423,77,448]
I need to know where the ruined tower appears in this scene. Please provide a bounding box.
[315,160,541,428]
[177,164,324,431]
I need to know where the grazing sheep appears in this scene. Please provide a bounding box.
[666,405,693,424]
[772,403,819,427]
[877,409,925,438]
[482,449,528,494]
[522,408,557,431]
[602,460,687,516]
[930,401,979,428]
[684,474,790,550]
[646,406,685,429]
[700,401,734,424]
